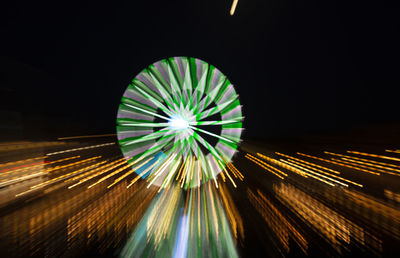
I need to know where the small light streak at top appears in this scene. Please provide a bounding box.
[230,0,239,16]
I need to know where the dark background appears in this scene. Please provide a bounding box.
[0,0,399,140]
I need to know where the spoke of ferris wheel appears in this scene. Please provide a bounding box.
[187,70,208,114]
[195,66,209,105]
[192,131,224,163]
[188,134,201,158]
[148,70,180,113]
[189,125,235,144]
[124,103,171,121]
[134,133,176,162]
[193,79,225,115]
[190,120,240,126]
[119,122,170,127]
[135,87,174,117]
[120,127,171,146]
[182,63,193,107]
[167,63,184,102]
[195,97,237,121]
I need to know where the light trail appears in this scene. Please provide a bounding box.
[65,156,123,182]
[248,189,308,254]
[30,160,107,189]
[255,153,307,177]
[331,158,400,176]
[297,153,380,176]
[246,154,288,177]
[286,159,363,187]
[1,156,80,175]
[0,156,46,169]
[347,151,400,162]
[340,157,400,173]
[68,158,127,189]
[57,134,116,140]
[385,149,400,154]
[0,172,46,188]
[245,154,286,180]
[217,159,237,188]
[279,160,336,187]
[46,142,115,156]
[230,0,239,16]
[46,156,102,173]
[274,152,341,174]
[87,161,133,189]
[325,151,400,169]
[282,160,348,187]
[108,156,156,189]
[147,154,177,188]
[127,159,162,188]
[228,162,244,180]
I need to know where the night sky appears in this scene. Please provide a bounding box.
[0,0,399,140]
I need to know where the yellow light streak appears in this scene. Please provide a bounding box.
[0,172,46,188]
[279,160,336,186]
[218,160,237,187]
[386,149,400,154]
[88,162,133,189]
[340,157,400,173]
[248,189,308,254]
[207,182,219,239]
[179,156,191,186]
[65,157,124,182]
[245,154,285,179]
[255,153,307,177]
[2,155,80,175]
[331,158,400,176]
[58,133,116,140]
[159,157,181,190]
[146,155,172,184]
[147,153,177,188]
[0,156,46,169]
[246,154,288,177]
[127,160,160,188]
[46,156,101,173]
[46,142,114,156]
[347,150,400,162]
[31,160,107,189]
[297,153,380,176]
[230,0,239,16]
[197,160,201,187]
[287,159,363,187]
[226,163,238,179]
[175,159,186,181]
[108,156,155,189]
[68,158,127,189]
[325,151,400,169]
[274,152,340,174]
[228,162,244,180]
[283,160,348,187]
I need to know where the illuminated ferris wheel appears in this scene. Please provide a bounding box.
[117,57,243,189]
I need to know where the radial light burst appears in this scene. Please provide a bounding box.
[117,57,243,189]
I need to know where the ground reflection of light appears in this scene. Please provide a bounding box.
[173,213,189,258]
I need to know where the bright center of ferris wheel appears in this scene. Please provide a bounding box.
[168,116,190,130]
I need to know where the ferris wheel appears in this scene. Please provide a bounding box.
[117,57,243,189]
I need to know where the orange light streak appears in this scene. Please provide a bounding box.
[287,159,363,187]
[347,151,400,162]
[245,154,285,179]
[297,153,380,176]
[274,152,341,174]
